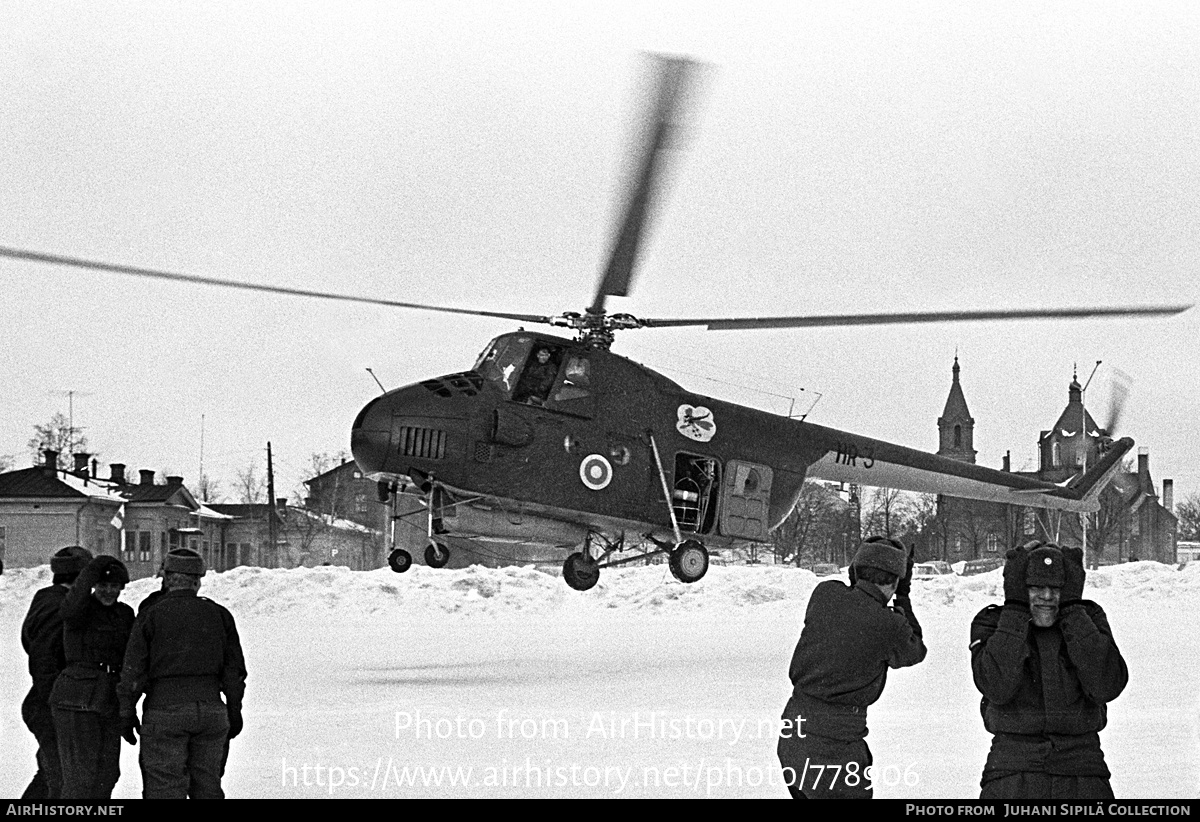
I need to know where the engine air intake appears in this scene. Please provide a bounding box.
[398,427,447,460]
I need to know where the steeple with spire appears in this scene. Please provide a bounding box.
[937,355,977,463]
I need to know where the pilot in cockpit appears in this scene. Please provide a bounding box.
[513,347,560,405]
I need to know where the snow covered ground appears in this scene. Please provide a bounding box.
[2,561,1197,799]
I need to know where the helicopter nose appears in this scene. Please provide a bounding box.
[350,373,484,479]
[350,394,393,475]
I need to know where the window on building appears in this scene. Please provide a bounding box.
[138,531,152,563]
[986,534,1000,553]
[0,525,6,564]
[1052,442,1061,468]
[954,535,963,554]
[954,424,962,448]
[1023,509,1036,535]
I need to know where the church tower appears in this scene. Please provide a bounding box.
[937,356,977,463]
[1037,367,1106,481]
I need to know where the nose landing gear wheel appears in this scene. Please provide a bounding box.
[563,552,600,591]
[388,549,413,573]
[669,540,709,583]
[425,541,450,568]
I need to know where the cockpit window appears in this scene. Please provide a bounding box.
[513,345,564,405]
[473,336,533,396]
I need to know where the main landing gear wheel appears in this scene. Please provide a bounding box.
[563,552,600,592]
[669,540,709,584]
[425,541,450,568]
[387,549,413,573]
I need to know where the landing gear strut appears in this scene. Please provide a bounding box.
[668,540,709,584]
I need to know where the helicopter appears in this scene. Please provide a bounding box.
[0,55,1189,591]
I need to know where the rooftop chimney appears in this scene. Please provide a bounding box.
[139,469,156,486]
[1163,479,1174,513]
[110,464,126,485]
[1003,451,1011,473]
[43,450,59,475]
[73,453,90,476]
[276,497,288,511]
[166,476,183,487]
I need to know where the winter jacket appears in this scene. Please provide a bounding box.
[21,585,70,706]
[782,579,926,740]
[970,601,1128,779]
[51,577,134,715]
[118,589,247,714]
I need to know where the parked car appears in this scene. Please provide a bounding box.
[811,563,842,577]
[960,557,1005,576]
[912,561,955,580]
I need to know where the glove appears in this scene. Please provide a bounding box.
[121,713,140,745]
[1061,546,1085,606]
[1002,544,1033,605]
[894,545,916,599]
[227,705,244,740]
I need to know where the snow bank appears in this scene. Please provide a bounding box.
[4,560,1196,622]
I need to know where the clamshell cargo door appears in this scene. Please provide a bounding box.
[720,460,773,540]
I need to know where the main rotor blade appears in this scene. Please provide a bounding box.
[590,54,704,315]
[639,304,1192,330]
[0,246,554,324]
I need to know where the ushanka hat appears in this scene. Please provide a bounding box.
[163,548,206,577]
[851,536,908,578]
[1025,543,1066,587]
[50,545,93,575]
[96,557,131,585]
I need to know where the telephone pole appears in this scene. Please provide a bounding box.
[267,442,277,566]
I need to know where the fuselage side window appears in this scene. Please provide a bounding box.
[553,355,591,403]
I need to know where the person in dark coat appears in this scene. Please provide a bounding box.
[118,548,247,799]
[19,545,93,799]
[50,554,135,799]
[777,536,926,799]
[970,541,1128,799]
[512,347,559,405]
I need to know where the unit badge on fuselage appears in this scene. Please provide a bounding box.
[676,404,715,442]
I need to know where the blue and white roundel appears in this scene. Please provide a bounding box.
[579,454,613,490]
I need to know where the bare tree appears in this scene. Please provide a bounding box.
[860,487,916,538]
[0,454,13,473]
[772,481,855,566]
[1175,493,1200,541]
[235,461,265,504]
[196,473,223,504]
[27,412,90,468]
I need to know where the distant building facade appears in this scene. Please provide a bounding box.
[928,360,1177,564]
[0,451,227,578]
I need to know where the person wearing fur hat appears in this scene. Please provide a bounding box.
[118,547,247,799]
[970,541,1128,799]
[19,545,93,799]
[777,536,926,799]
[50,553,134,799]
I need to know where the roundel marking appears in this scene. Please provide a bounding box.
[579,454,613,490]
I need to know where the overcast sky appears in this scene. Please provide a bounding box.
[2,1,1197,504]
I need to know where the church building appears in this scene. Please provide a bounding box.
[929,359,1177,565]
